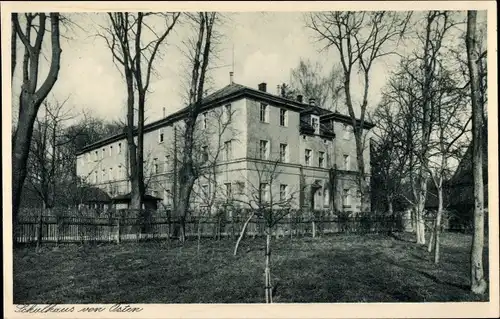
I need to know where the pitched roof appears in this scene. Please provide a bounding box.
[77,82,374,154]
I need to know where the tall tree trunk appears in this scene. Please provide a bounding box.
[12,14,62,243]
[387,197,394,233]
[427,216,435,252]
[177,118,197,243]
[12,102,37,243]
[264,227,272,303]
[433,186,443,264]
[36,205,44,252]
[11,16,17,78]
[415,174,427,244]
[466,10,487,295]
[136,93,146,210]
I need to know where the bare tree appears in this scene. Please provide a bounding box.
[176,12,218,242]
[371,100,412,221]
[99,12,180,210]
[27,97,76,251]
[307,11,412,213]
[377,11,461,244]
[12,13,62,241]
[466,10,487,295]
[231,157,298,303]
[420,66,471,264]
[289,58,343,110]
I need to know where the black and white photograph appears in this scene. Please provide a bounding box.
[2,1,498,318]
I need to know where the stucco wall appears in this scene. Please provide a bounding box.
[76,95,373,213]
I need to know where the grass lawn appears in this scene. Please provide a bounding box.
[13,232,489,303]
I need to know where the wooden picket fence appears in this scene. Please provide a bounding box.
[15,211,409,245]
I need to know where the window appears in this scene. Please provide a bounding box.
[164,189,172,206]
[118,143,122,154]
[201,185,209,203]
[279,143,288,163]
[102,169,106,182]
[324,188,330,207]
[224,140,232,161]
[225,183,232,199]
[343,154,350,170]
[343,188,351,207]
[311,115,320,134]
[279,108,288,127]
[280,184,288,201]
[260,183,269,203]
[110,146,113,156]
[94,171,98,183]
[319,151,325,168]
[259,140,269,160]
[224,104,232,123]
[153,158,159,174]
[260,103,268,123]
[94,151,98,161]
[109,168,113,181]
[202,146,209,162]
[164,155,170,172]
[343,124,351,140]
[102,148,106,159]
[159,129,164,143]
[118,165,123,179]
[202,112,208,129]
[305,149,312,166]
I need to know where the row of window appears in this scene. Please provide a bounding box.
[85,143,123,163]
[93,165,125,184]
[259,103,289,127]
[150,182,360,209]
[259,140,329,168]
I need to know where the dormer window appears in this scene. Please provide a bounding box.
[311,115,320,134]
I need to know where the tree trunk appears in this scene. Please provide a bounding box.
[12,101,37,243]
[11,16,17,78]
[415,176,427,244]
[387,197,394,233]
[427,217,435,253]
[12,14,62,243]
[234,211,254,256]
[116,215,121,244]
[197,216,202,253]
[466,10,487,295]
[264,227,272,303]
[433,187,444,264]
[312,219,316,238]
[36,205,44,252]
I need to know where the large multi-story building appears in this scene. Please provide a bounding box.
[76,79,374,213]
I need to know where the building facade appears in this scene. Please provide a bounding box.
[76,81,374,213]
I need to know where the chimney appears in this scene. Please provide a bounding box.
[277,85,281,95]
[258,82,267,92]
[229,71,234,84]
[163,107,166,118]
[309,98,316,106]
[297,95,303,103]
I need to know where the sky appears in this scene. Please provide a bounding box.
[11,12,395,126]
